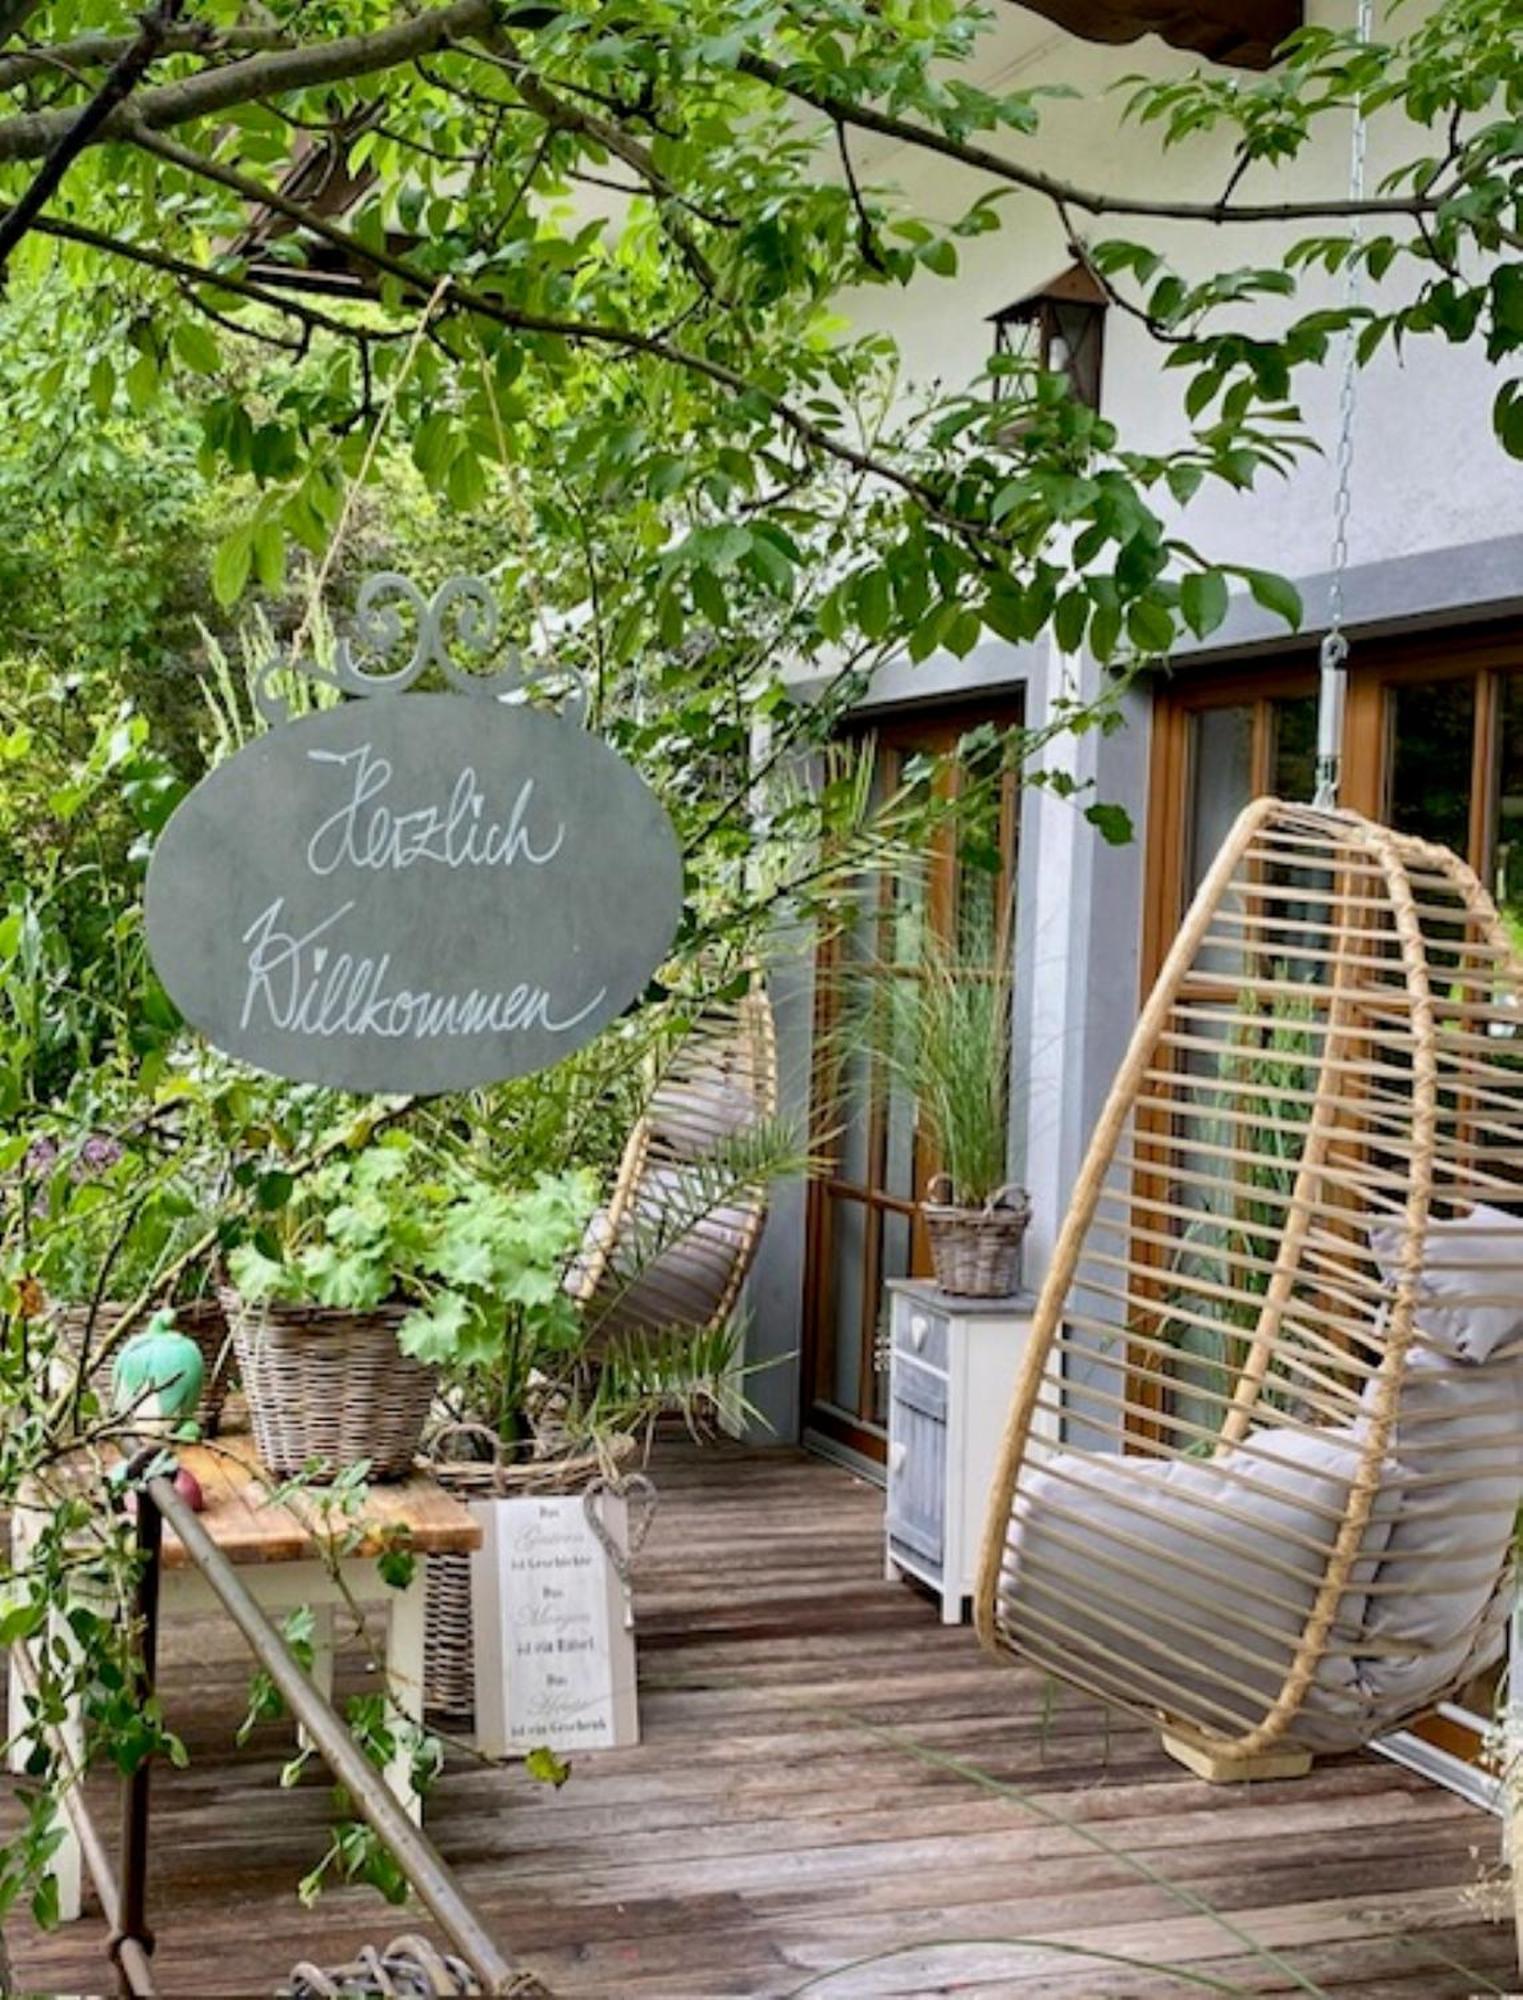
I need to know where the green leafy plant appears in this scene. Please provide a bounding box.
[1156,980,1318,1438]
[227,1135,597,1381]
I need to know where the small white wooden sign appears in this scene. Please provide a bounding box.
[469,1493,639,1757]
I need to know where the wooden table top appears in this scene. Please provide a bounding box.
[35,1431,482,1569]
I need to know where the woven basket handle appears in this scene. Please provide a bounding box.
[925,1177,1029,1218]
[423,1420,505,1470]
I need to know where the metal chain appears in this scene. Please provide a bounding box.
[1314,0,1375,809]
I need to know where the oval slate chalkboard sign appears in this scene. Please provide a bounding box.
[145,694,683,1095]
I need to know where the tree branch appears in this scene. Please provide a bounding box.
[23,207,410,348]
[733,50,1437,228]
[0,4,1439,232]
[0,0,498,162]
[0,0,185,272]
[836,119,888,275]
[132,127,976,532]
[0,24,290,92]
[495,54,735,229]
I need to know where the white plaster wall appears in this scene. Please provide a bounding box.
[840,0,1523,590]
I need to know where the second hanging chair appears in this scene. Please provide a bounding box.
[975,797,1523,1779]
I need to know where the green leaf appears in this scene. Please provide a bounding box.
[173,321,221,375]
[1085,800,1134,846]
[855,569,892,640]
[125,349,160,414]
[376,1532,416,1591]
[446,450,488,511]
[1126,598,1176,656]
[398,1292,471,1365]
[89,355,116,417]
[1053,590,1088,656]
[1241,568,1303,629]
[1494,381,1523,459]
[212,528,253,607]
[1179,569,1229,639]
[252,519,286,593]
[256,1169,294,1212]
[944,607,982,657]
[226,1243,291,1301]
[524,1745,572,1788]
[301,1243,391,1311]
[31,1871,59,1930]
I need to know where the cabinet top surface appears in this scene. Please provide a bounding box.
[886,1277,1036,1315]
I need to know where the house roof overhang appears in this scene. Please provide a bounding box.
[1003,0,1301,70]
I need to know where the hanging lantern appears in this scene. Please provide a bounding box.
[989,265,1107,411]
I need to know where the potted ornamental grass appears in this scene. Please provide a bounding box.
[224,1135,597,1481]
[867,897,1029,1297]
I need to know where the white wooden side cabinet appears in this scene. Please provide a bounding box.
[884,1278,1044,1625]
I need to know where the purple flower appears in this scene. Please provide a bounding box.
[78,1134,123,1175]
[24,1135,59,1178]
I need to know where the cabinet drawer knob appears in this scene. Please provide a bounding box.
[889,1440,908,1474]
[909,1314,929,1351]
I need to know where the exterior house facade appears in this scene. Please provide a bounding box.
[743,0,1523,1468]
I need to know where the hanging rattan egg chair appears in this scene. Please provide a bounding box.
[975,796,1523,1780]
[567,984,779,1348]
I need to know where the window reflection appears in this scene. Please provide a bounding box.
[1494,674,1523,959]
[1389,678,1475,856]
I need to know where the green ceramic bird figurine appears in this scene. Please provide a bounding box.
[112,1309,204,1438]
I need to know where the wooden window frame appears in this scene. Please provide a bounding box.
[1144,623,1523,993]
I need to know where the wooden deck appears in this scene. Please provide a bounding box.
[5,1438,1518,1997]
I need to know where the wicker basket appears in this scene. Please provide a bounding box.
[423,1424,638,1717]
[922,1178,1031,1298]
[52,1299,234,1436]
[223,1292,437,1482]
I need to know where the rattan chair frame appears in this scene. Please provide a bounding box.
[975,798,1523,1777]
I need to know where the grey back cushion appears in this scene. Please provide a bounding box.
[577,1164,754,1339]
[1368,1201,1523,1361]
[649,1061,759,1161]
[1354,1343,1523,1719]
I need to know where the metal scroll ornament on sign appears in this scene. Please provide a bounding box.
[145,574,684,1096]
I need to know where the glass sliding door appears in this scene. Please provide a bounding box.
[803,703,1022,1466]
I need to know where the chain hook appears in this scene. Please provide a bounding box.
[1313,0,1373,811]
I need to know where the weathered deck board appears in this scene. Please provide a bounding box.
[4,1438,1516,1997]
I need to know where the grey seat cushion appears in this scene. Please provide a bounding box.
[1354,1344,1523,1718]
[1003,1338,1523,1753]
[576,1164,755,1340]
[1005,1423,1398,1752]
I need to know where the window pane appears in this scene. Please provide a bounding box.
[1389,678,1475,857]
[1188,705,1254,896]
[829,1198,867,1412]
[1270,694,1317,803]
[1494,673,1523,956]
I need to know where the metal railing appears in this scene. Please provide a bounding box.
[25,1450,533,1998]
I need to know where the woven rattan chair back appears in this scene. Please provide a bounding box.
[568,986,778,1345]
